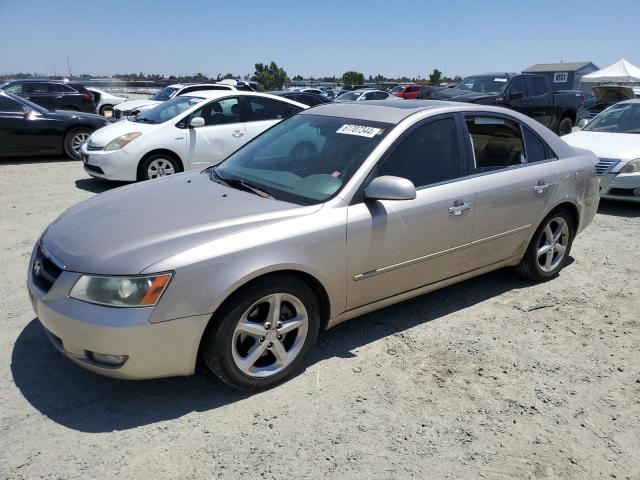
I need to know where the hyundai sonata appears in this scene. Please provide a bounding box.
[28,100,599,390]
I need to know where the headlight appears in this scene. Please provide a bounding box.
[104,132,142,151]
[69,273,172,307]
[621,158,640,174]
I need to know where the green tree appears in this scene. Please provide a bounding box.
[252,61,288,91]
[342,71,365,86]
[292,74,304,81]
[429,68,442,86]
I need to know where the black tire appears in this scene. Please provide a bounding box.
[557,116,573,136]
[201,274,320,391]
[139,153,181,181]
[63,127,92,160]
[515,209,575,281]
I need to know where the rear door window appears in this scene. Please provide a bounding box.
[465,116,526,171]
[244,97,287,122]
[522,127,556,162]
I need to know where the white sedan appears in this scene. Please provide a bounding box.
[563,99,640,202]
[81,91,307,181]
[113,83,237,120]
[334,89,394,102]
[86,87,127,116]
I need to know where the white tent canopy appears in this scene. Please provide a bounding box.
[581,59,640,83]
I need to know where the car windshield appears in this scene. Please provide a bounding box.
[214,114,392,205]
[584,102,640,134]
[133,96,204,124]
[456,76,508,95]
[150,86,179,101]
[390,86,403,93]
[336,92,362,101]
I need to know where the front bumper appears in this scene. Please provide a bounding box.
[81,144,139,182]
[599,172,640,203]
[27,255,210,380]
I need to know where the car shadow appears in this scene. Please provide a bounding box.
[11,267,539,433]
[0,155,73,165]
[74,178,129,193]
[597,199,640,218]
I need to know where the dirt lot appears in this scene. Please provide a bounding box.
[1,158,639,479]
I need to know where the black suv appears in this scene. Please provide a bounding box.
[1,80,97,113]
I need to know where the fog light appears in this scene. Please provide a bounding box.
[88,351,128,366]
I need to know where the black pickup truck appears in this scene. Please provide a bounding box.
[420,73,584,135]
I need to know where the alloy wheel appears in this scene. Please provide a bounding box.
[71,132,90,156]
[231,293,309,378]
[147,158,176,179]
[536,216,569,273]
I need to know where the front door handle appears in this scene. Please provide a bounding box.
[449,201,472,216]
[232,130,244,138]
[534,181,551,194]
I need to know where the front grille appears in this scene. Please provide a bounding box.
[32,244,63,293]
[84,163,104,174]
[595,158,620,176]
[608,187,639,197]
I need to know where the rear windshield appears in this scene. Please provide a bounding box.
[150,86,179,102]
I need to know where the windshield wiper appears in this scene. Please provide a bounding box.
[208,167,273,199]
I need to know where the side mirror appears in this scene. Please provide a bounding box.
[364,176,416,201]
[508,91,524,101]
[22,107,32,119]
[189,117,205,128]
[577,118,590,129]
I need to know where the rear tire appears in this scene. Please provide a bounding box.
[515,209,574,281]
[201,274,320,391]
[557,117,573,136]
[63,127,91,160]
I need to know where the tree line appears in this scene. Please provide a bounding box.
[0,64,462,89]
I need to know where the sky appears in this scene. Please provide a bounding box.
[1,0,639,79]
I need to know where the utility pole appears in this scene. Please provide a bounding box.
[66,53,72,79]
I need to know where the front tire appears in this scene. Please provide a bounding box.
[63,127,91,160]
[557,116,573,136]
[515,209,574,281]
[139,154,180,181]
[201,274,320,391]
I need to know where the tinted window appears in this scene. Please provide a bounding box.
[363,92,376,100]
[245,97,286,122]
[284,102,304,116]
[0,96,22,112]
[523,127,556,162]
[27,83,53,94]
[4,83,23,94]
[49,83,76,93]
[378,117,460,188]
[509,78,527,96]
[192,97,241,126]
[181,85,230,94]
[528,77,547,97]
[374,91,389,99]
[466,116,525,171]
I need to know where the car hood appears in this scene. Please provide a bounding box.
[44,109,111,124]
[563,131,640,160]
[592,86,635,104]
[427,87,494,102]
[114,99,161,111]
[42,171,321,275]
[87,119,158,147]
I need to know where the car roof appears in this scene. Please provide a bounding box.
[618,99,640,105]
[301,99,455,124]
[181,90,308,105]
[469,72,517,78]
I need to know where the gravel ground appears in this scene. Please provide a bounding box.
[1,158,639,479]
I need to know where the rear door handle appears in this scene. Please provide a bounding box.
[534,181,551,194]
[232,130,244,138]
[449,201,472,216]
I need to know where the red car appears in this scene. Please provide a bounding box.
[390,84,422,99]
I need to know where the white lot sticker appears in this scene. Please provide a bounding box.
[494,78,508,82]
[336,124,383,138]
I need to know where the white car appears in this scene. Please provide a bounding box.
[334,89,394,102]
[86,87,127,116]
[113,83,237,120]
[81,91,307,181]
[563,99,640,202]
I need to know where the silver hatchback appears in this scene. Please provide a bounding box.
[27,100,600,390]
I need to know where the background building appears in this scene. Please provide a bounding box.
[522,61,599,91]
